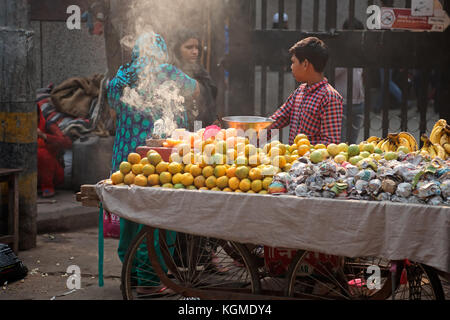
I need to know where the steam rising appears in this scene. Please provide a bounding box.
[117,0,204,138]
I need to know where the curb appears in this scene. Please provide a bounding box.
[37,206,99,234]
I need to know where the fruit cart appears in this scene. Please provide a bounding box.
[78,116,450,300]
[92,182,449,300]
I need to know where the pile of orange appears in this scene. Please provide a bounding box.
[109,131,337,194]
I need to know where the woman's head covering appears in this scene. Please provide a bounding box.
[131,32,169,66]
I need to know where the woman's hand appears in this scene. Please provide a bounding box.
[37,128,47,141]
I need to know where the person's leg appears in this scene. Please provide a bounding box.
[388,78,403,105]
[349,103,365,145]
[117,218,141,264]
[118,219,176,291]
[37,147,56,197]
[54,160,65,189]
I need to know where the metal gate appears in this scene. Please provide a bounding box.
[215,0,450,144]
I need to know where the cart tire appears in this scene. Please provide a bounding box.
[121,228,261,299]
[285,251,444,300]
[155,228,262,299]
[121,228,168,300]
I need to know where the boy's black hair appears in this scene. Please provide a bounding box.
[289,37,329,73]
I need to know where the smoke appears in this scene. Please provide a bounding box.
[117,0,208,138]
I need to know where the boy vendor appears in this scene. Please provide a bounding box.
[268,37,344,145]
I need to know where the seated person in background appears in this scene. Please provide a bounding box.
[268,37,344,145]
[37,105,73,197]
[170,30,218,130]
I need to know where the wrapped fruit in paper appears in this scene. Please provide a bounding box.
[413,181,441,199]
[428,196,443,206]
[396,183,413,198]
[368,179,382,196]
[305,174,325,192]
[355,170,376,182]
[376,192,391,201]
[295,184,309,197]
[381,179,397,195]
[440,180,450,200]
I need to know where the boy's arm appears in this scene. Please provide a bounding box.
[319,93,344,145]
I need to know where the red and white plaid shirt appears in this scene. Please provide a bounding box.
[269,78,343,145]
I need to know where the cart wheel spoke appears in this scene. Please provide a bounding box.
[121,227,261,299]
[285,252,444,300]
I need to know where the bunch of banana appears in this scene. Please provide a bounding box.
[367,136,381,146]
[375,132,418,153]
[376,137,397,153]
[429,119,450,158]
[420,134,447,159]
[397,132,418,152]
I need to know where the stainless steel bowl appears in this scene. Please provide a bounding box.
[222,116,274,134]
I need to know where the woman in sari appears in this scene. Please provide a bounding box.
[107,31,199,295]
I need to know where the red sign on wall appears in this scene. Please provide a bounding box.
[381,7,449,31]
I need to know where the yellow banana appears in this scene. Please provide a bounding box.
[398,137,411,151]
[428,145,437,158]
[430,125,444,145]
[398,132,418,151]
[432,119,447,134]
[434,143,446,159]
[390,140,398,152]
[377,139,387,150]
[444,143,450,154]
[440,133,448,147]
[381,140,390,153]
[367,136,380,144]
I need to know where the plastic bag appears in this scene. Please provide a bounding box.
[0,244,28,284]
[103,210,120,239]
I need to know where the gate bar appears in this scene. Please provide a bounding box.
[313,0,319,32]
[400,70,409,132]
[277,0,285,29]
[382,68,390,138]
[348,0,355,30]
[261,0,267,30]
[261,64,267,116]
[296,0,302,30]
[346,67,354,143]
[363,68,371,140]
[325,0,337,31]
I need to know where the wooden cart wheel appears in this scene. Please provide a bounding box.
[121,227,178,300]
[154,228,262,299]
[121,226,261,299]
[285,251,444,300]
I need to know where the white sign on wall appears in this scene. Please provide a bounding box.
[411,0,434,16]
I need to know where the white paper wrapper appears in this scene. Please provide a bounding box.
[396,183,413,198]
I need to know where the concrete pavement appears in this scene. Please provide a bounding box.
[37,189,98,234]
[0,227,122,300]
[1,189,122,300]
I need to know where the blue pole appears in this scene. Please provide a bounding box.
[98,203,104,287]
